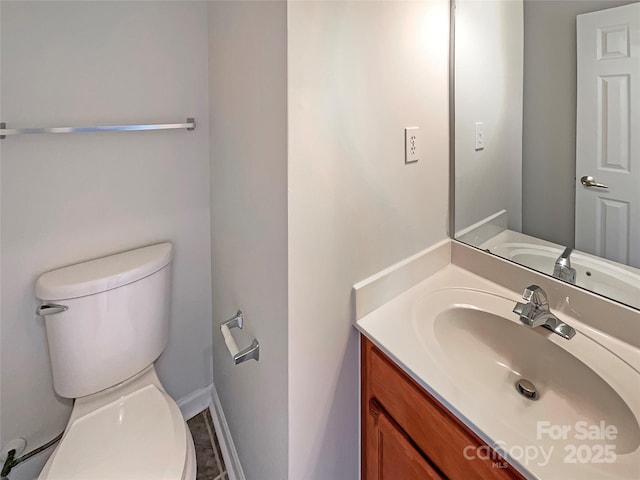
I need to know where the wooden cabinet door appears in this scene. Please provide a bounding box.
[367,400,443,480]
[362,336,526,480]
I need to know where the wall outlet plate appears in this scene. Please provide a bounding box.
[405,127,420,163]
[474,122,485,150]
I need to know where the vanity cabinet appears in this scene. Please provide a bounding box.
[361,336,526,480]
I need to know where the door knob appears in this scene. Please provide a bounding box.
[580,175,608,188]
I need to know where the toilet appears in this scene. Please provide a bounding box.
[35,243,196,480]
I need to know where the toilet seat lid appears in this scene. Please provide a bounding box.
[46,384,186,480]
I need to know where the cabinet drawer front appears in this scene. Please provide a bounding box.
[367,342,523,480]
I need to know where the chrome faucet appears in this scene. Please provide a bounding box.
[512,285,576,339]
[553,246,576,284]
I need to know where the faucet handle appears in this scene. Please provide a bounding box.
[522,285,549,308]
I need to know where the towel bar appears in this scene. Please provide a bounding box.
[0,118,196,139]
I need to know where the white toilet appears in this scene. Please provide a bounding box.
[35,243,196,480]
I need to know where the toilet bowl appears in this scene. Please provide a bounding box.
[38,366,196,480]
[35,243,196,480]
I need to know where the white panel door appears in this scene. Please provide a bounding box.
[575,2,639,268]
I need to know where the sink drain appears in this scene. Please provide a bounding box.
[516,379,539,400]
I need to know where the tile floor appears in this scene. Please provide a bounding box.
[187,408,228,480]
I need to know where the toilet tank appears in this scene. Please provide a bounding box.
[35,243,173,398]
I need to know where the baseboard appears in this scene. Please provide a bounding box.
[209,383,245,480]
[177,383,213,420]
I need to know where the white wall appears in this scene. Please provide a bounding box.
[208,2,289,480]
[0,3,212,478]
[288,1,450,478]
[454,0,523,235]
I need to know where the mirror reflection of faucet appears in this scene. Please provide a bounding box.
[553,246,577,284]
[513,285,576,339]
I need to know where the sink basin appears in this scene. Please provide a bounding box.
[407,287,640,478]
[417,290,640,456]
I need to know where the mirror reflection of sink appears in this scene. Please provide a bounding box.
[478,229,640,310]
[490,243,640,307]
[412,288,640,471]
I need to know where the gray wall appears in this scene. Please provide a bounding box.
[455,0,524,234]
[209,1,451,478]
[1,3,212,478]
[522,0,635,245]
[208,2,289,480]
[2,2,451,479]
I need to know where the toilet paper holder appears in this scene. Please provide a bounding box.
[220,310,260,365]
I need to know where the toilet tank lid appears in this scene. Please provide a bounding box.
[36,243,173,301]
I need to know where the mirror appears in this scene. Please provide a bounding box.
[453,0,639,310]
